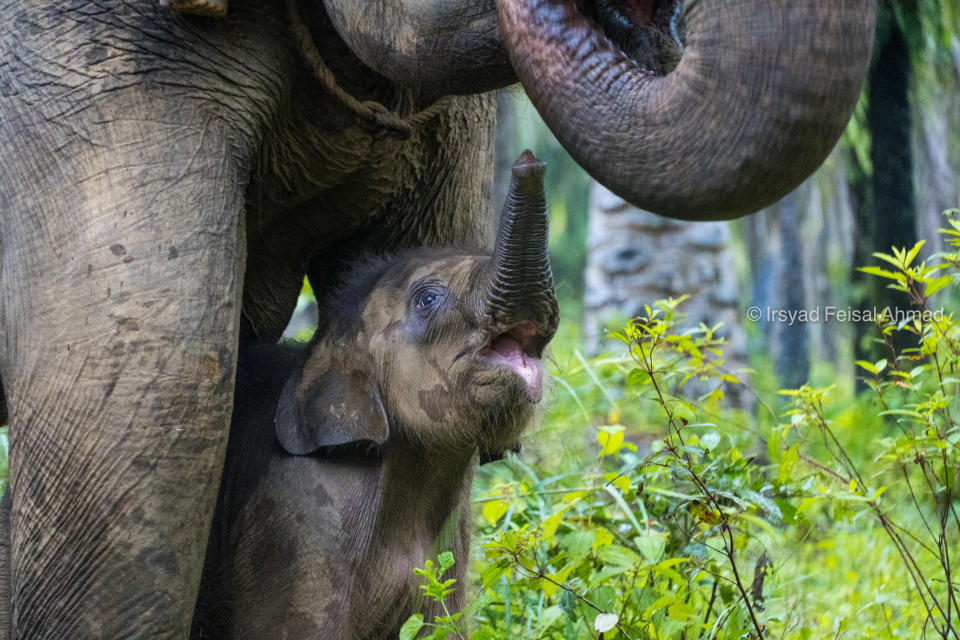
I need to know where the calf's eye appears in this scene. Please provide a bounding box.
[414,287,445,312]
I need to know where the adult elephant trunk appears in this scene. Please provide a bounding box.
[498,0,876,220]
[485,150,559,348]
[321,0,515,96]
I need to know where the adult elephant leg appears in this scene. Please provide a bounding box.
[0,491,8,640]
[0,85,248,639]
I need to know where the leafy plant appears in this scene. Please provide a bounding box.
[401,552,470,640]
[775,228,960,639]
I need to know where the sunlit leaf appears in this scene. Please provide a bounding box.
[635,531,666,563]
[398,614,424,640]
[594,613,618,633]
[482,500,509,526]
[596,426,626,456]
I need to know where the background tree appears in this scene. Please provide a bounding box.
[851,0,920,363]
[582,184,751,408]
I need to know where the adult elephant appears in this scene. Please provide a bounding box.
[0,0,873,637]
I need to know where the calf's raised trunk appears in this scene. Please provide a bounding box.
[484,150,559,346]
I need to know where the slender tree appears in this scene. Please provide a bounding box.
[853,1,919,365]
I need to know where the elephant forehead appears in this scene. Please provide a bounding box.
[405,255,485,283]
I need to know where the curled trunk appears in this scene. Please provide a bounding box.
[497,0,876,220]
[485,150,559,341]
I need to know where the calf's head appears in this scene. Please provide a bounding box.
[276,151,558,458]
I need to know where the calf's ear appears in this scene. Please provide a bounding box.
[274,362,389,456]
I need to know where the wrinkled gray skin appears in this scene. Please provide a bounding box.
[193,155,557,639]
[0,0,873,636]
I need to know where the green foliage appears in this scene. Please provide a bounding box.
[775,228,960,638]
[403,551,507,640]
[402,215,960,639]
[401,552,470,640]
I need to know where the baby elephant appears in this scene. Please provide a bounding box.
[192,151,558,639]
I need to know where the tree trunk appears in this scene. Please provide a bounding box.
[737,149,857,392]
[584,184,750,408]
[773,190,810,389]
[911,9,960,259]
[855,6,918,365]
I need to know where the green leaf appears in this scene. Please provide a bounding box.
[603,472,631,494]
[778,445,799,483]
[596,426,625,456]
[904,240,926,267]
[480,560,509,588]
[596,544,642,569]
[562,530,595,558]
[482,500,509,526]
[437,551,455,575]
[559,588,579,622]
[676,445,706,457]
[925,275,952,297]
[878,408,924,418]
[858,266,902,281]
[767,428,782,462]
[541,505,568,539]
[399,614,424,640]
[870,251,904,269]
[635,531,666,563]
[700,431,722,451]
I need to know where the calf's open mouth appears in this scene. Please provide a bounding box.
[479,320,547,402]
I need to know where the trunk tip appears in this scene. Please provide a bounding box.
[513,150,546,180]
